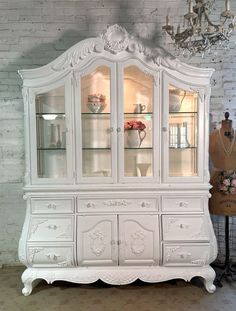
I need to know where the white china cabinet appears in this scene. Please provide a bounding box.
[18,25,217,296]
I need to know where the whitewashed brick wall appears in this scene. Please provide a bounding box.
[0,0,236,265]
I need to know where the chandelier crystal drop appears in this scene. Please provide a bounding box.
[162,0,235,56]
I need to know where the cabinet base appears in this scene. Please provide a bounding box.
[21,266,216,296]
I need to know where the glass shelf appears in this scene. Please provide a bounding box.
[82,147,153,150]
[124,147,152,150]
[82,147,111,150]
[169,111,197,114]
[82,112,153,116]
[36,113,65,115]
[169,146,197,149]
[37,148,66,150]
[82,113,110,115]
[124,112,153,115]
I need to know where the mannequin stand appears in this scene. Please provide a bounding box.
[213,216,236,287]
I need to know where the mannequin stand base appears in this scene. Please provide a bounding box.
[211,216,236,287]
[212,263,236,287]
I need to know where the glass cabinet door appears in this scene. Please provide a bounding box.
[168,85,199,178]
[35,86,69,179]
[121,65,154,179]
[80,65,114,179]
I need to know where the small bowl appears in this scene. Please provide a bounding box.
[87,102,106,113]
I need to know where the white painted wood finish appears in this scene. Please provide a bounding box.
[18,25,217,296]
[118,215,159,265]
[77,215,118,266]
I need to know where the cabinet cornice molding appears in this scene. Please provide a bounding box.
[18,24,214,84]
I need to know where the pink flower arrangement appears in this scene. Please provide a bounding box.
[88,94,106,102]
[218,171,236,195]
[124,120,146,131]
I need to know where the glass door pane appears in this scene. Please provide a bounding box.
[36,86,67,178]
[169,85,198,177]
[81,66,112,178]
[123,66,153,177]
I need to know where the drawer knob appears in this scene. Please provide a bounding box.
[87,202,95,208]
[179,224,185,229]
[48,203,57,210]
[48,225,58,230]
[46,253,59,261]
[111,240,116,245]
[139,201,151,208]
[179,201,188,208]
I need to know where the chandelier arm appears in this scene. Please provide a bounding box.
[175,28,194,43]
[189,16,197,29]
[204,11,227,28]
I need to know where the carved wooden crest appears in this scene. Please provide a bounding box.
[102,24,129,54]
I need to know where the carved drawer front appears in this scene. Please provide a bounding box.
[27,245,74,267]
[162,197,204,212]
[162,215,209,241]
[77,198,157,212]
[28,216,74,242]
[31,198,74,214]
[163,243,210,266]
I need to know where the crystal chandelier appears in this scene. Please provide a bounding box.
[162,0,235,56]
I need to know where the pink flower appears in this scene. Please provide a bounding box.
[124,120,146,131]
[219,184,228,192]
[229,187,236,194]
[124,123,131,130]
[231,179,236,187]
[223,179,231,186]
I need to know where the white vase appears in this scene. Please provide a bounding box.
[137,163,151,177]
[169,92,181,112]
[126,130,146,148]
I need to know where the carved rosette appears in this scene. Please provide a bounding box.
[102,24,129,54]
[130,231,145,256]
[89,230,106,256]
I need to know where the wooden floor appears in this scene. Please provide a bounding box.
[0,266,236,311]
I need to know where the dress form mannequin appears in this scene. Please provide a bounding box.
[209,112,236,216]
[209,112,236,287]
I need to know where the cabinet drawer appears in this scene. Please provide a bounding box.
[31,198,74,214]
[163,243,210,266]
[27,245,74,267]
[162,196,204,212]
[162,215,209,241]
[77,198,157,212]
[28,216,74,242]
